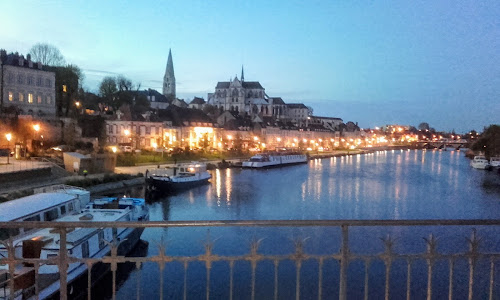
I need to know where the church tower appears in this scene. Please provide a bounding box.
[163,49,176,99]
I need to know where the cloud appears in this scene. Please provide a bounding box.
[83,69,121,77]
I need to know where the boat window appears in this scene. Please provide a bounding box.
[24,215,41,222]
[0,228,20,241]
[82,241,89,258]
[60,205,66,215]
[44,208,59,221]
[98,230,105,249]
[68,202,74,212]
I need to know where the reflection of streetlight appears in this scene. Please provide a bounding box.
[5,133,12,164]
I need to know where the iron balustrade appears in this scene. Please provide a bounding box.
[1,219,500,300]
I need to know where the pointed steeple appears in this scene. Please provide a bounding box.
[241,65,245,82]
[163,49,176,99]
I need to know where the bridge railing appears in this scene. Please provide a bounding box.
[1,219,499,300]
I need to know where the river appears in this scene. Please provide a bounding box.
[95,149,500,299]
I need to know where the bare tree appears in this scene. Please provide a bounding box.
[116,75,133,91]
[29,43,65,66]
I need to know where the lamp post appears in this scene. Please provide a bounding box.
[5,133,12,164]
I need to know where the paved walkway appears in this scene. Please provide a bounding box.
[0,158,51,173]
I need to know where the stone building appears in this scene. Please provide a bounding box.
[207,67,270,117]
[286,103,310,126]
[0,50,56,116]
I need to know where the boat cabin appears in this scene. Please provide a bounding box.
[0,189,90,241]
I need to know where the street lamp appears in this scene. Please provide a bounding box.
[5,133,12,164]
[33,124,40,153]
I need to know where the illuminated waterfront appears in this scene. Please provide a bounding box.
[102,149,499,299]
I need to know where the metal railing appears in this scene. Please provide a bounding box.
[1,219,499,300]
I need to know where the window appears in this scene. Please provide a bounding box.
[108,125,113,134]
[98,230,105,249]
[24,215,41,222]
[45,79,51,87]
[146,126,150,135]
[17,74,23,84]
[19,93,24,102]
[27,76,33,85]
[82,241,89,258]
[68,202,74,212]
[60,205,66,215]
[8,92,13,101]
[46,96,51,104]
[28,93,34,103]
[44,208,59,221]
[37,77,42,86]
[37,95,42,104]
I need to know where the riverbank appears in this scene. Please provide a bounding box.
[0,173,145,202]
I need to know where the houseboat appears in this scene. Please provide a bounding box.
[242,152,308,168]
[145,162,212,192]
[0,186,148,299]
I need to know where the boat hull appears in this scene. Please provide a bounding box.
[146,176,211,192]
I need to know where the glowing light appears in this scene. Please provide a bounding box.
[5,133,12,142]
[111,146,117,153]
[303,139,307,143]
[253,136,259,141]
[33,124,40,132]
[152,142,158,149]
[261,143,266,148]
[277,137,281,142]
[75,101,80,108]
[194,127,213,134]
[124,129,130,136]
[227,135,232,140]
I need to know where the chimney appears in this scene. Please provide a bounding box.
[19,55,24,66]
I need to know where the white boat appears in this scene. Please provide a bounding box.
[0,186,90,241]
[145,162,212,192]
[242,152,308,168]
[0,186,148,299]
[490,156,500,168]
[471,156,491,170]
[87,196,149,221]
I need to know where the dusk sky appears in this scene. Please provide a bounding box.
[1,0,498,132]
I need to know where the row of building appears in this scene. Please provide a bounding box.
[1,48,356,152]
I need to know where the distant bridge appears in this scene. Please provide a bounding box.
[416,139,469,149]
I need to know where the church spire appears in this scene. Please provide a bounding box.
[241,65,245,82]
[163,49,176,99]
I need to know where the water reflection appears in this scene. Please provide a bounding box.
[104,150,500,299]
[116,150,498,222]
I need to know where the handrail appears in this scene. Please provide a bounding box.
[1,219,500,229]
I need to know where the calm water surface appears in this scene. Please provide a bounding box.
[100,150,500,299]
